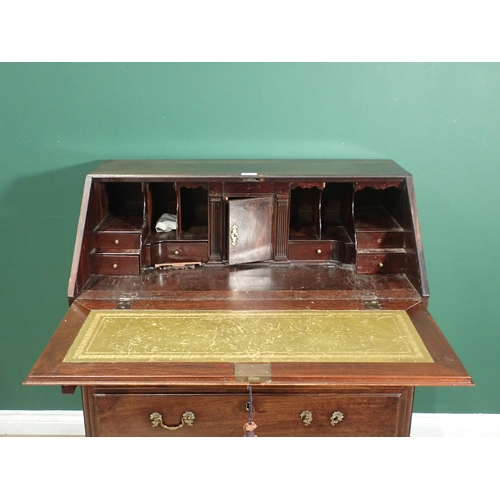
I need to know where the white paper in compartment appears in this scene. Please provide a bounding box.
[155,213,177,232]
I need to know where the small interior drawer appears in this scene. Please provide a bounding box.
[223,182,275,195]
[151,242,208,264]
[90,252,140,275]
[356,252,406,274]
[288,241,334,261]
[94,232,141,250]
[356,231,404,249]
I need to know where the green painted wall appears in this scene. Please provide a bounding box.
[1,63,498,413]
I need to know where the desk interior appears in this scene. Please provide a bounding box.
[79,265,421,309]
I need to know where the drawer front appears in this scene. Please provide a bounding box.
[93,393,248,437]
[151,242,208,264]
[288,241,334,261]
[90,391,404,437]
[254,393,402,436]
[90,253,140,275]
[356,231,404,249]
[356,252,406,274]
[94,232,141,250]
[223,182,275,195]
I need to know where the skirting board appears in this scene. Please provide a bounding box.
[1,411,500,437]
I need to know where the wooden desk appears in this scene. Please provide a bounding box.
[25,159,472,436]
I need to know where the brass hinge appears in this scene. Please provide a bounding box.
[360,293,381,310]
[234,363,272,383]
[116,293,138,310]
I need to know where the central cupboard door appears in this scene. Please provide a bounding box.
[227,196,274,265]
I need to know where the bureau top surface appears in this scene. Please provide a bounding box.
[90,159,411,179]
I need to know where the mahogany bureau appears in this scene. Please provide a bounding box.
[25,159,472,437]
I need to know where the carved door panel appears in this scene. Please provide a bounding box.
[227,196,274,265]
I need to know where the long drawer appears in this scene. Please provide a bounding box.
[86,387,411,437]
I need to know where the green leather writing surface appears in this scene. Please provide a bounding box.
[64,310,433,363]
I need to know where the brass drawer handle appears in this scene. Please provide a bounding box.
[150,411,195,431]
[330,411,344,426]
[300,410,313,426]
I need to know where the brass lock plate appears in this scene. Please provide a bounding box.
[234,363,272,383]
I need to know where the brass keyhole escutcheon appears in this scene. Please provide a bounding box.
[300,410,313,426]
[330,411,344,426]
[245,401,256,412]
[230,223,239,246]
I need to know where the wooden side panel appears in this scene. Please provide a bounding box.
[403,177,429,300]
[68,177,103,302]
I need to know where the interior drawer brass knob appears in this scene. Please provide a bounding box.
[112,263,118,269]
[330,411,344,426]
[114,239,119,245]
[300,410,313,426]
[316,249,322,254]
[174,250,179,255]
[379,262,384,268]
[150,411,195,430]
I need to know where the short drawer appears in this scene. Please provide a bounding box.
[94,232,141,250]
[356,252,406,274]
[90,252,140,275]
[356,231,404,249]
[288,241,334,261]
[93,393,248,437]
[89,390,405,437]
[151,241,208,264]
[253,393,403,437]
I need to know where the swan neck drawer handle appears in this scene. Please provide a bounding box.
[300,410,313,426]
[150,411,196,430]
